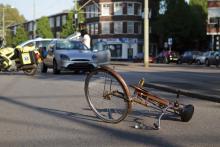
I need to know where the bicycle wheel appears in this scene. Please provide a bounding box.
[85,66,131,123]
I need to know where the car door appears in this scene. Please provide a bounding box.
[209,51,216,64]
[92,42,111,65]
[182,52,188,63]
[44,41,56,67]
[216,51,220,65]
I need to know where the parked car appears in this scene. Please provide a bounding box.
[41,39,111,74]
[204,50,220,67]
[156,50,179,64]
[195,51,214,65]
[16,38,53,50]
[133,53,155,63]
[177,51,202,64]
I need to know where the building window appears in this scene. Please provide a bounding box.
[50,17,54,28]
[127,3,134,15]
[102,3,111,16]
[134,22,141,34]
[114,2,123,15]
[109,44,122,58]
[56,16,60,27]
[86,6,89,18]
[86,24,90,34]
[62,15,66,25]
[101,22,110,34]
[13,26,17,35]
[210,17,219,24]
[90,23,95,35]
[134,3,142,16]
[127,21,134,34]
[94,4,99,17]
[89,5,92,18]
[91,4,95,18]
[56,32,60,38]
[28,22,33,31]
[94,23,98,34]
[114,21,123,34]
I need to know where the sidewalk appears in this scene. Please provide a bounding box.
[110,61,220,103]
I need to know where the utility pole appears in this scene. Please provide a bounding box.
[2,8,5,40]
[74,0,78,31]
[144,0,149,67]
[33,0,36,38]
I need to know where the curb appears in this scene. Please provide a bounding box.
[144,83,220,103]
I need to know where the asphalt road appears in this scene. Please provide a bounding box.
[0,65,219,147]
[112,63,220,101]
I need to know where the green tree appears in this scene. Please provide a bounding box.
[61,4,85,38]
[190,0,207,15]
[0,4,26,46]
[77,2,85,28]
[12,25,28,46]
[36,16,53,38]
[155,0,194,52]
[189,0,208,49]
[61,11,74,38]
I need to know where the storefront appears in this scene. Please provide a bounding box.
[93,38,141,60]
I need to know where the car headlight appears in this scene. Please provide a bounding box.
[60,54,70,61]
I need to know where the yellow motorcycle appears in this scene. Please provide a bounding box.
[0,44,42,76]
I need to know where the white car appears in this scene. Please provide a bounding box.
[16,38,53,50]
[41,39,111,74]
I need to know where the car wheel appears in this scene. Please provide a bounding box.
[177,59,182,64]
[53,60,60,74]
[216,56,219,67]
[196,60,201,65]
[205,59,210,67]
[187,60,193,65]
[163,57,168,64]
[41,62,48,73]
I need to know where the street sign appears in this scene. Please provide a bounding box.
[164,42,168,49]
[168,38,172,45]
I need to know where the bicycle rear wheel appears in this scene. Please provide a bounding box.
[84,66,131,123]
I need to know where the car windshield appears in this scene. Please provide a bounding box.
[192,51,202,55]
[56,40,88,50]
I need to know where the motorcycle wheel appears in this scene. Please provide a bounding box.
[23,65,37,76]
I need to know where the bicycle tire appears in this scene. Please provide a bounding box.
[84,66,131,123]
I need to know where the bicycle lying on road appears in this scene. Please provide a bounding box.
[84,66,194,129]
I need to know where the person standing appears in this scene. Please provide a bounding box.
[80,29,91,49]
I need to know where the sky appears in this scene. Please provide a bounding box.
[0,0,190,21]
[0,0,74,21]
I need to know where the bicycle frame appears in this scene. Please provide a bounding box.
[129,84,184,129]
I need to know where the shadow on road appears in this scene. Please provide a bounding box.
[0,95,177,146]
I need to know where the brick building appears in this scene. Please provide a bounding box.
[79,0,145,60]
[207,0,220,50]
[8,10,69,39]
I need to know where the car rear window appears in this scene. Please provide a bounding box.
[36,40,51,48]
